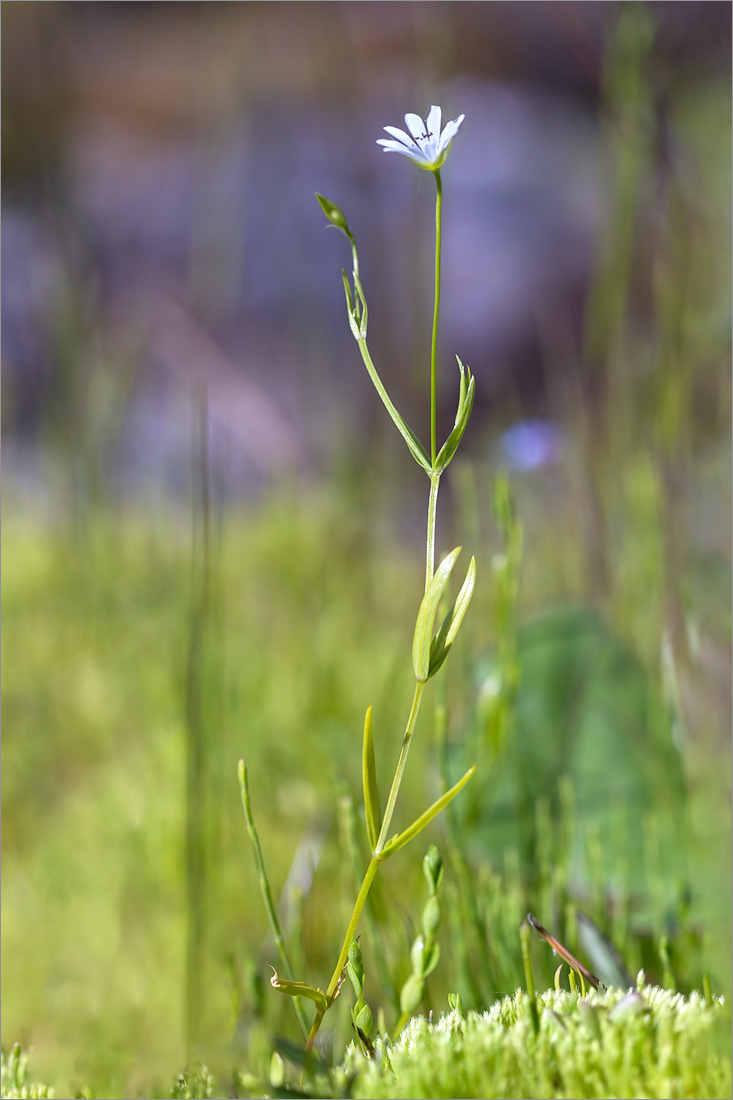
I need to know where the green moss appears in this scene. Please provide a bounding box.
[339,987,731,1100]
[1,1045,54,1100]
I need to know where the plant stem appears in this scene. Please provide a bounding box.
[430,170,443,465]
[306,162,448,1056]
[306,856,380,1050]
[376,683,425,852]
[305,682,426,1050]
[426,474,440,590]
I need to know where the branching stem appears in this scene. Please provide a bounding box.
[304,166,450,1053]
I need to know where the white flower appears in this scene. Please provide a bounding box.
[377,105,465,171]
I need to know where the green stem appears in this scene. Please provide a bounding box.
[430,170,443,465]
[305,681,425,1051]
[375,683,425,852]
[426,474,440,590]
[305,165,449,1056]
[238,762,310,1039]
[306,856,380,1050]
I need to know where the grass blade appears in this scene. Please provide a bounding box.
[238,760,311,1038]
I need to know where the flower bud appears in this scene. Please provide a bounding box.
[316,193,351,234]
[423,845,444,894]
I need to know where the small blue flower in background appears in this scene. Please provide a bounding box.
[377,105,465,172]
[497,419,563,472]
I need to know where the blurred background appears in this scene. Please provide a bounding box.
[2,2,731,1097]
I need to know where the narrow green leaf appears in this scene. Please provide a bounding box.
[378,765,476,859]
[412,547,462,683]
[427,555,477,678]
[347,939,365,995]
[396,416,432,472]
[353,334,431,472]
[422,942,441,978]
[362,706,382,852]
[338,229,430,472]
[342,269,354,314]
[434,372,475,474]
[269,967,329,1010]
[353,272,369,337]
[457,355,467,410]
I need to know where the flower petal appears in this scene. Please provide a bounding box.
[382,125,419,149]
[377,141,428,161]
[426,105,442,137]
[438,115,465,151]
[404,113,426,140]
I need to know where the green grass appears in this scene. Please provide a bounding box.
[2,475,730,1097]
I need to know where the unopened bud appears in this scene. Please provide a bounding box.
[316,193,351,234]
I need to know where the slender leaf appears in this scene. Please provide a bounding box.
[412,547,462,683]
[344,242,430,471]
[422,943,441,978]
[379,765,476,859]
[269,967,329,1010]
[362,705,382,852]
[434,371,475,474]
[428,555,477,677]
[457,354,468,409]
[355,332,431,471]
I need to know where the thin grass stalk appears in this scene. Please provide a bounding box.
[435,670,496,1002]
[184,389,211,1055]
[239,762,310,1039]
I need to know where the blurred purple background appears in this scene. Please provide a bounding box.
[2,1,730,499]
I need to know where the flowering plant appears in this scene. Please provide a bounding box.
[377,104,465,171]
[241,105,476,1053]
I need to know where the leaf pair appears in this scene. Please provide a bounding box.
[412,547,476,683]
[362,703,475,859]
[317,194,475,478]
[433,357,475,475]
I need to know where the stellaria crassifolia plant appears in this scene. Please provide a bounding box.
[240,104,477,1052]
